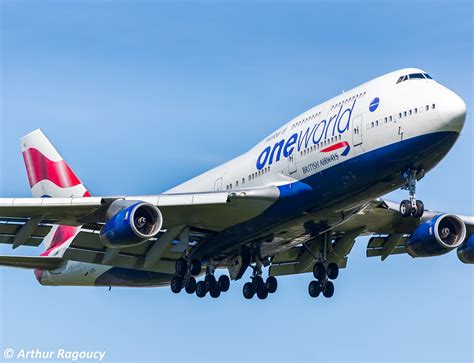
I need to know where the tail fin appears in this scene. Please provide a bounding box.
[20,129,90,254]
[20,129,91,198]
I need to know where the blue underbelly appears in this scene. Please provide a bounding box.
[195,131,459,258]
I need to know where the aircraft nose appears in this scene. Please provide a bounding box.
[439,89,467,132]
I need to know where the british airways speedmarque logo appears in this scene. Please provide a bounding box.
[320,141,350,156]
[369,97,379,112]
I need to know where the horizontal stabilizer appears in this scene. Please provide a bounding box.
[0,255,63,270]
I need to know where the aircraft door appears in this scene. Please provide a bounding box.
[214,178,223,191]
[288,153,297,175]
[352,114,363,146]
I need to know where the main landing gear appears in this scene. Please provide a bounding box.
[399,169,425,218]
[308,261,338,298]
[170,257,231,299]
[242,264,278,300]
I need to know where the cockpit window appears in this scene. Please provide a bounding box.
[397,72,433,84]
[409,73,425,79]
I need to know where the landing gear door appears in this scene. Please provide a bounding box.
[352,114,363,146]
[214,178,223,191]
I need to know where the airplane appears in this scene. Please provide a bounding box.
[0,67,472,300]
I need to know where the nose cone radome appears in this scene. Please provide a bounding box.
[439,89,467,132]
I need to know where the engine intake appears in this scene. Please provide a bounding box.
[406,214,466,258]
[99,200,162,248]
[457,233,474,264]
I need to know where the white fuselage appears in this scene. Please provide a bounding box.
[168,68,465,197]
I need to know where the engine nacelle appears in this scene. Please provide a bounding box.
[99,200,162,248]
[406,214,466,258]
[457,233,474,264]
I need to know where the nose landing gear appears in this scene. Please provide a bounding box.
[400,169,425,218]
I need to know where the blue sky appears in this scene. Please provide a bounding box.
[0,1,473,362]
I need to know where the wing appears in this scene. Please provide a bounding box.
[269,199,474,277]
[0,187,279,273]
[0,187,278,231]
[0,255,64,269]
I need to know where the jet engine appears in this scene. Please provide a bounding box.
[457,233,474,264]
[99,200,162,248]
[406,214,466,258]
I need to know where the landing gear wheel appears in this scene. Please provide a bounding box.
[412,200,424,218]
[204,274,216,292]
[322,280,335,298]
[209,285,221,298]
[185,276,196,294]
[170,276,183,294]
[265,276,278,293]
[196,281,207,298]
[189,258,201,276]
[243,282,255,299]
[313,262,327,280]
[400,200,412,217]
[257,286,268,300]
[217,275,230,292]
[252,275,264,291]
[175,258,187,276]
[327,263,339,280]
[308,280,321,298]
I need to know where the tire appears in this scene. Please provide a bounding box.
[218,275,230,292]
[265,276,278,293]
[204,274,216,292]
[175,258,187,276]
[243,282,254,299]
[313,262,326,280]
[185,276,197,294]
[327,263,339,280]
[189,258,201,276]
[210,285,221,298]
[323,280,335,298]
[252,275,264,291]
[412,200,424,218]
[308,280,321,298]
[196,281,207,298]
[400,200,411,217]
[257,286,269,300]
[170,275,183,294]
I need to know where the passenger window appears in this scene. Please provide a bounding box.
[384,117,388,123]
[432,103,436,109]
[409,110,412,116]
[426,105,429,111]
[389,116,393,122]
[371,122,374,128]
[399,113,402,118]
[242,178,245,184]
[236,181,238,187]
[414,108,418,114]
[404,111,407,117]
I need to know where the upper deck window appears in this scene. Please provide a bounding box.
[397,72,433,84]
